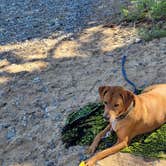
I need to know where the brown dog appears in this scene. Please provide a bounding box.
[85,84,166,166]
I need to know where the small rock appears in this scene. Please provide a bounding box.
[45,160,55,166]
[6,127,16,140]
[21,113,28,127]
[43,107,50,118]
[48,140,56,150]
[32,77,41,83]
[104,52,114,57]
[45,106,62,120]
[3,123,11,129]
[134,38,142,43]
[0,124,2,131]
[0,102,7,108]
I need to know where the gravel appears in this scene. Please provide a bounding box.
[0,0,128,45]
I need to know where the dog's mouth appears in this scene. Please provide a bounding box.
[103,111,117,122]
[104,114,117,122]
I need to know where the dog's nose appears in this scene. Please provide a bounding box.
[103,114,109,121]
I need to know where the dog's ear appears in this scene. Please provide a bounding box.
[121,90,134,111]
[98,86,110,101]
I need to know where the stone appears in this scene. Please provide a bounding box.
[6,127,16,140]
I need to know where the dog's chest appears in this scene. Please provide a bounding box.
[111,119,118,131]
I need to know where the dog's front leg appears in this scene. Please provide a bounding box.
[85,138,128,166]
[87,124,111,154]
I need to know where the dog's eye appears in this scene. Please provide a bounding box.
[114,103,119,107]
[103,101,108,105]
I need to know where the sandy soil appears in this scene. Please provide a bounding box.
[0,24,166,166]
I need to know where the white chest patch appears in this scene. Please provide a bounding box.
[111,119,118,131]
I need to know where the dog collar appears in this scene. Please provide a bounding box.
[116,101,134,121]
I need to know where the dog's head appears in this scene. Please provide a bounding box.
[98,86,134,122]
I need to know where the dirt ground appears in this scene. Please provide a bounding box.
[0,24,166,166]
[0,1,166,166]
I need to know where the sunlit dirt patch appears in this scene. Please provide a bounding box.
[0,25,137,70]
[54,40,82,58]
[9,162,33,166]
[0,40,49,62]
[0,59,10,68]
[53,25,137,58]
[101,26,137,52]
[0,76,11,84]
[0,61,48,74]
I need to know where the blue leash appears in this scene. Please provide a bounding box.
[121,55,142,94]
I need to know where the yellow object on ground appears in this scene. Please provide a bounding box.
[79,161,86,166]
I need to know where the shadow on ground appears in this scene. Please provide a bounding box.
[0,0,129,45]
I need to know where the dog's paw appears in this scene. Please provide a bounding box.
[85,159,96,166]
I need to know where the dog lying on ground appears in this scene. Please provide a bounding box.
[85,84,166,166]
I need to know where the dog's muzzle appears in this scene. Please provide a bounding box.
[103,113,109,121]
